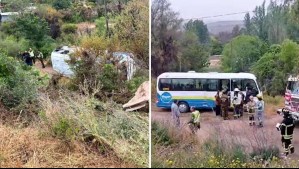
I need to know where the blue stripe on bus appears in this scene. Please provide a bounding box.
[156,94,216,109]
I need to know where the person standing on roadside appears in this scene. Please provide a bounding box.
[171,100,181,127]
[23,51,33,66]
[220,90,230,120]
[37,51,46,68]
[215,90,221,116]
[29,48,35,64]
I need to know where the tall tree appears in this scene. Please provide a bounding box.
[221,35,264,73]
[151,0,182,76]
[244,12,252,35]
[15,13,51,49]
[210,37,223,55]
[184,19,210,44]
[267,0,287,44]
[178,31,209,72]
[231,25,241,38]
[114,0,149,68]
[252,1,268,42]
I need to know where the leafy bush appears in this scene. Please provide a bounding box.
[152,121,174,146]
[0,36,29,57]
[126,76,148,93]
[0,53,44,112]
[222,35,264,72]
[52,0,72,10]
[95,17,107,36]
[252,40,299,96]
[99,64,120,92]
[61,24,77,34]
[52,118,79,141]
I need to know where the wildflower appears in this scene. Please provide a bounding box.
[166,160,174,165]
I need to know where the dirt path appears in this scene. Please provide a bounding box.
[34,62,57,76]
[152,106,299,159]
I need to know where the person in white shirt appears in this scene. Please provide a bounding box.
[233,88,242,119]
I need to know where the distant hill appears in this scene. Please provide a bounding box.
[207,20,244,35]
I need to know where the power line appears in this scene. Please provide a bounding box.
[183,11,254,20]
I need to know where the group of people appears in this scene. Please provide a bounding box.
[19,48,45,68]
[215,87,265,127]
[170,91,296,158]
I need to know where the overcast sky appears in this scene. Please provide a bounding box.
[167,0,271,23]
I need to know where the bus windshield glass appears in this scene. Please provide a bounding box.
[287,81,299,94]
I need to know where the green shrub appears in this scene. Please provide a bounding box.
[0,53,44,112]
[126,76,147,93]
[0,36,29,57]
[152,121,174,146]
[250,146,280,161]
[52,0,72,10]
[52,118,79,140]
[95,17,106,36]
[99,64,120,92]
[61,24,77,34]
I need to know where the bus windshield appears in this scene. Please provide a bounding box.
[287,81,299,94]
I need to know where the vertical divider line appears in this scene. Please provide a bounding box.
[149,0,152,168]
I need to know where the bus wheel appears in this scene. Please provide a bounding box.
[178,102,190,113]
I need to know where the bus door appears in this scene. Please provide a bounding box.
[230,79,243,106]
[218,79,231,106]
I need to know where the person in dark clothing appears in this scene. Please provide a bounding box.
[276,108,295,157]
[23,51,33,66]
[37,51,45,68]
[221,90,230,120]
[245,87,253,104]
[215,91,221,116]
[240,91,245,117]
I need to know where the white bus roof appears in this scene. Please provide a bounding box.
[288,75,299,81]
[158,72,257,80]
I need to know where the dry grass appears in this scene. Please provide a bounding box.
[263,95,284,116]
[38,91,148,167]
[0,125,133,168]
[152,118,299,168]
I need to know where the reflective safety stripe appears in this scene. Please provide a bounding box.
[283,135,293,139]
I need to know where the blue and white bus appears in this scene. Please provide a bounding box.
[156,72,262,113]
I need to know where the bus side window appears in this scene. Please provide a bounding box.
[207,79,218,91]
[195,79,206,91]
[159,79,171,91]
[242,79,259,96]
[219,79,230,91]
[232,79,242,90]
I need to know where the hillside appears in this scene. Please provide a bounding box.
[207,20,244,35]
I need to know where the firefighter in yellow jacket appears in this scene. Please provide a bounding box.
[188,106,201,134]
